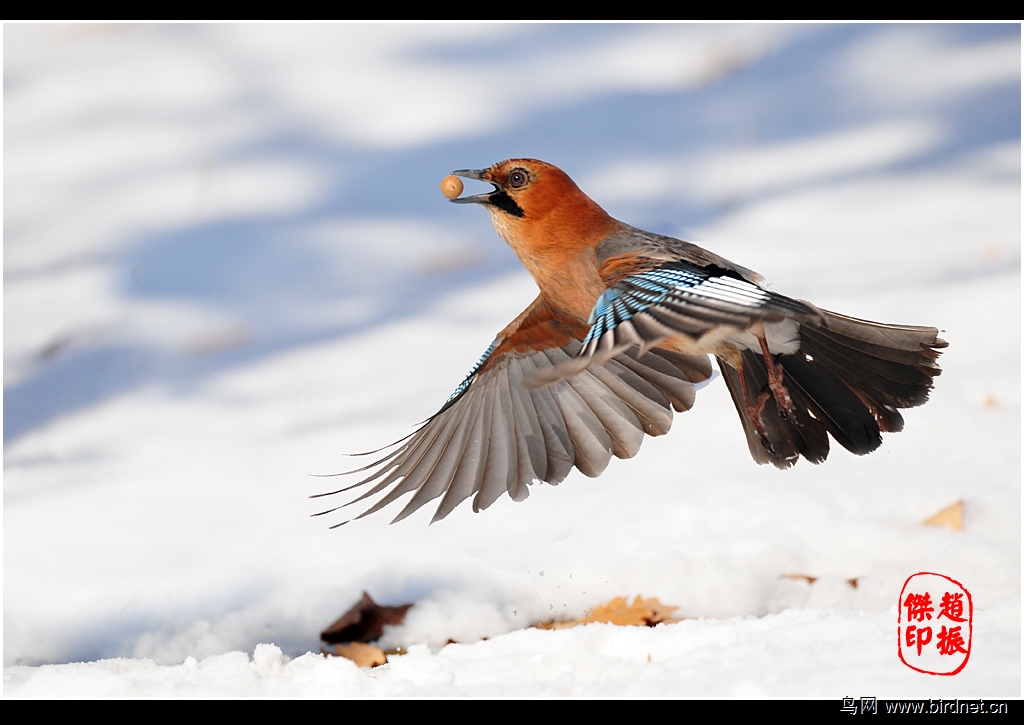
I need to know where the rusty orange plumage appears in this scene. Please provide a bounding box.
[315,159,945,525]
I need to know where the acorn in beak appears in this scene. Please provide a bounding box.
[447,169,500,205]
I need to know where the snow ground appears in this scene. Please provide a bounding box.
[3,23,1020,697]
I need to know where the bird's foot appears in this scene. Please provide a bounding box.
[758,336,796,420]
[746,391,772,444]
[768,374,796,420]
[737,356,776,449]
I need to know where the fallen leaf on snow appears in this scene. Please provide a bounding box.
[324,642,388,668]
[321,591,412,645]
[780,573,818,584]
[780,573,860,588]
[923,500,963,531]
[536,595,681,629]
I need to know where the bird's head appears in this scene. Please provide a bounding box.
[448,159,615,253]
[449,158,582,217]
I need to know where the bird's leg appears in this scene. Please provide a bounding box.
[736,359,771,445]
[758,335,796,419]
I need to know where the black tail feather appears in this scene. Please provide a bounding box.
[778,351,885,454]
[718,309,945,468]
[719,349,832,468]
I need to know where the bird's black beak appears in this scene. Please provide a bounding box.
[449,169,500,205]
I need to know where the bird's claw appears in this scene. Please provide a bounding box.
[746,391,772,442]
[758,336,796,420]
[769,372,796,420]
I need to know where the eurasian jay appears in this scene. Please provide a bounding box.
[316,159,946,525]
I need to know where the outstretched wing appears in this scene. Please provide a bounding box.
[314,297,711,525]
[528,259,822,386]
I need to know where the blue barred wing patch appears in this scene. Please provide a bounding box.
[437,337,500,415]
[579,261,815,360]
[582,266,710,350]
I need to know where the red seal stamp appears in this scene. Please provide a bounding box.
[898,572,972,675]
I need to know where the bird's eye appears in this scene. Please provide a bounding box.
[508,169,529,189]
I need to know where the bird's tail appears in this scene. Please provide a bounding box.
[717,310,947,468]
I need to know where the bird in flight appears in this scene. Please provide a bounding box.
[315,159,945,525]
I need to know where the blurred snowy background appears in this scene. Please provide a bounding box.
[4,23,1020,696]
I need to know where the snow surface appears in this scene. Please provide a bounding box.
[3,23,1020,697]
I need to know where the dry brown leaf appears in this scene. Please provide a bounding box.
[326,642,387,668]
[923,500,963,531]
[639,597,682,625]
[533,619,579,630]
[535,595,680,630]
[321,591,412,645]
[581,596,652,626]
[780,573,818,584]
[781,574,860,588]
